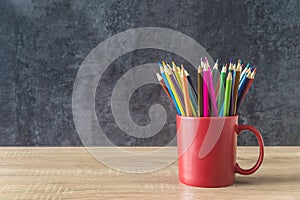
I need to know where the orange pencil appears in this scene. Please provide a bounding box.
[180,68,192,116]
[156,73,173,103]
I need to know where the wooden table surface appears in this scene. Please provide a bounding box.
[0,147,299,199]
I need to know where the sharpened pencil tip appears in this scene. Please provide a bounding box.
[172,61,176,67]
[227,71,232,80]
[213,59,219,69]
[156,73,163,81]
[236,63,242,71]
[198,65,203,73]
[221,65,227,73]
[180,64,185,70]
[180,67,184,76]
[251,71,256,79]
[160,66,164,74]
[184,70,189,76]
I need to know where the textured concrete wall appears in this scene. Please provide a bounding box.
[0,0,299,146]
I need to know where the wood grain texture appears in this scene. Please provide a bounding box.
[0,147,299,199]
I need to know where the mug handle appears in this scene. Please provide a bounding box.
[235,125,264,175]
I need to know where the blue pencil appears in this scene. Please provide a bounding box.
[229,65,236,116]
[238,71,249,97]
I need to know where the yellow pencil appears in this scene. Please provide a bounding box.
[164,66,186,116]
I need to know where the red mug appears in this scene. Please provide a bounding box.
[176,115,264,187]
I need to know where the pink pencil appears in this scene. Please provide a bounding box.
[203,64,210,117]
[207,67,219,117]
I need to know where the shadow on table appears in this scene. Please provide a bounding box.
[235,174,300,186]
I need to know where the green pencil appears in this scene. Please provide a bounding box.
[218,66,226,114]
[223,71,232,116]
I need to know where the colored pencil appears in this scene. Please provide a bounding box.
[238,69,250,96]
[223,71,232,116]
[218,66,226,114]
[237,71,254,111]
[183,65,197,98]
[172,62,182,89]
[232,63,241,115]
[159,65,181,114]
[184,69,198,116]
[215,63,225,99]
[167,68,186,110]
[200,57,205,69]
[212,59,219,91]
[157,58,256,117]
[180,68,192,116]
[240,63,250,81]
[230,64,238,115]
[207,64,219,117]
[197,65,203,117]
[156,73,173,102]
[164,66,186,116]
[202,63,210,117]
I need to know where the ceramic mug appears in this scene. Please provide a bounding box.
[176,115,264,187]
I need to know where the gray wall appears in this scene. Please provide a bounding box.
[0,0,299,146]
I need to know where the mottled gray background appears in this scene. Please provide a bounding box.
[0,0,299,146]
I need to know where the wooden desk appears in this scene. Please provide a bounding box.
[0,147,299,199]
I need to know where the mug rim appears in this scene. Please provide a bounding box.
[176,114,238,120]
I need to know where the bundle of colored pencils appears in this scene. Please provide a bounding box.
[156,58,256,117]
